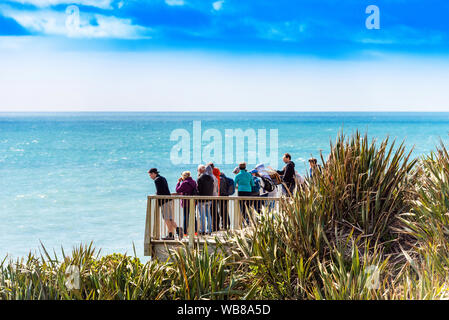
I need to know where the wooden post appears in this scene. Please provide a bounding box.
[250,200,254,226]
[189,198,195,249]
[144,197,153,256]
[234,198,240,230]
[154,200,161,240]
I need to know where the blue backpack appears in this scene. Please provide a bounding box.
[251,177,261,195]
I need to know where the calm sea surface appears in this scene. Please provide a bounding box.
[1,112,449,259]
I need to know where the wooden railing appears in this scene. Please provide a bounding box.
[144,195,281,256]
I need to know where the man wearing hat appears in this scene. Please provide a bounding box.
[148,168,178,240]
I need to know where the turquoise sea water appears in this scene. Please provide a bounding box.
[1,112,449,259]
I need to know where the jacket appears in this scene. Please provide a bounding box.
[154,175,171,204]
[205,165,219,196]
[176,177,197,195]
[154,175,170,195]
[277,161,296,185]
[213,167,221,195]
[234,169,255,193]
[176,177,197,207]
[197,173,214,196]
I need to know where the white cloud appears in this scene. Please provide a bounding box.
[165,0,184,6]
[78,15,150,39]
[355,25,446,47]
[0,5,151,39]
[252,20,308,42]
[6,0,114,9]
[212,0,224,11]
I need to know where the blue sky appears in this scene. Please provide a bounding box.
[0,0,449,111]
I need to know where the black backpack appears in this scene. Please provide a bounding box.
[219,173,228,196]
[220,174,235,196]
[261,176,275,193]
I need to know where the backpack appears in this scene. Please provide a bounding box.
[223,176,235,196]
[251,177,261,195]
[219,173,228,196]
[261,176,275,193]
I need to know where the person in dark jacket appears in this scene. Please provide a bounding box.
[276,153,296,195]
[149,168,178,240]
[197,165,214,234]
[197,165,214,195]
[175,171,197,237]
[219,172,230,230]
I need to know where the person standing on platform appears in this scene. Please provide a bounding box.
[149,168,178,240]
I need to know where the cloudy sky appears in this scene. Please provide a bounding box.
[0,0,448,111]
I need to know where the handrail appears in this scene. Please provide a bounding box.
[144,194,281,256]
[148,195,281,200]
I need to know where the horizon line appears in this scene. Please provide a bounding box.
[2,110,449,113]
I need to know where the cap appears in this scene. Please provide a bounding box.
[148,168,159,174]
[250,169,258,174]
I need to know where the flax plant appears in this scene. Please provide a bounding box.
[5,132,449,300]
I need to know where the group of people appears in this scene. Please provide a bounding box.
[149,153,320,240]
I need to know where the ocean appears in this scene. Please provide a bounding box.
[1,112,449,259]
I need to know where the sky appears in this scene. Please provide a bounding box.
[0,0,448,111]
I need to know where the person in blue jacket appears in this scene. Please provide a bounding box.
[234,162,255,224]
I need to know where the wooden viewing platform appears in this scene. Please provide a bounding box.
[144,195,281,260]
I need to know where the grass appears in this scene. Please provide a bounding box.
[2,130,449,300]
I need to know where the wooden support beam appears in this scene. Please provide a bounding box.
[233,198,240,230]
[189,198,195,249]
[144,197,153,256]
[146,195,281,248]
[154,200,160,240]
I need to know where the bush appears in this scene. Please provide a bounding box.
[4,131,449,300]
